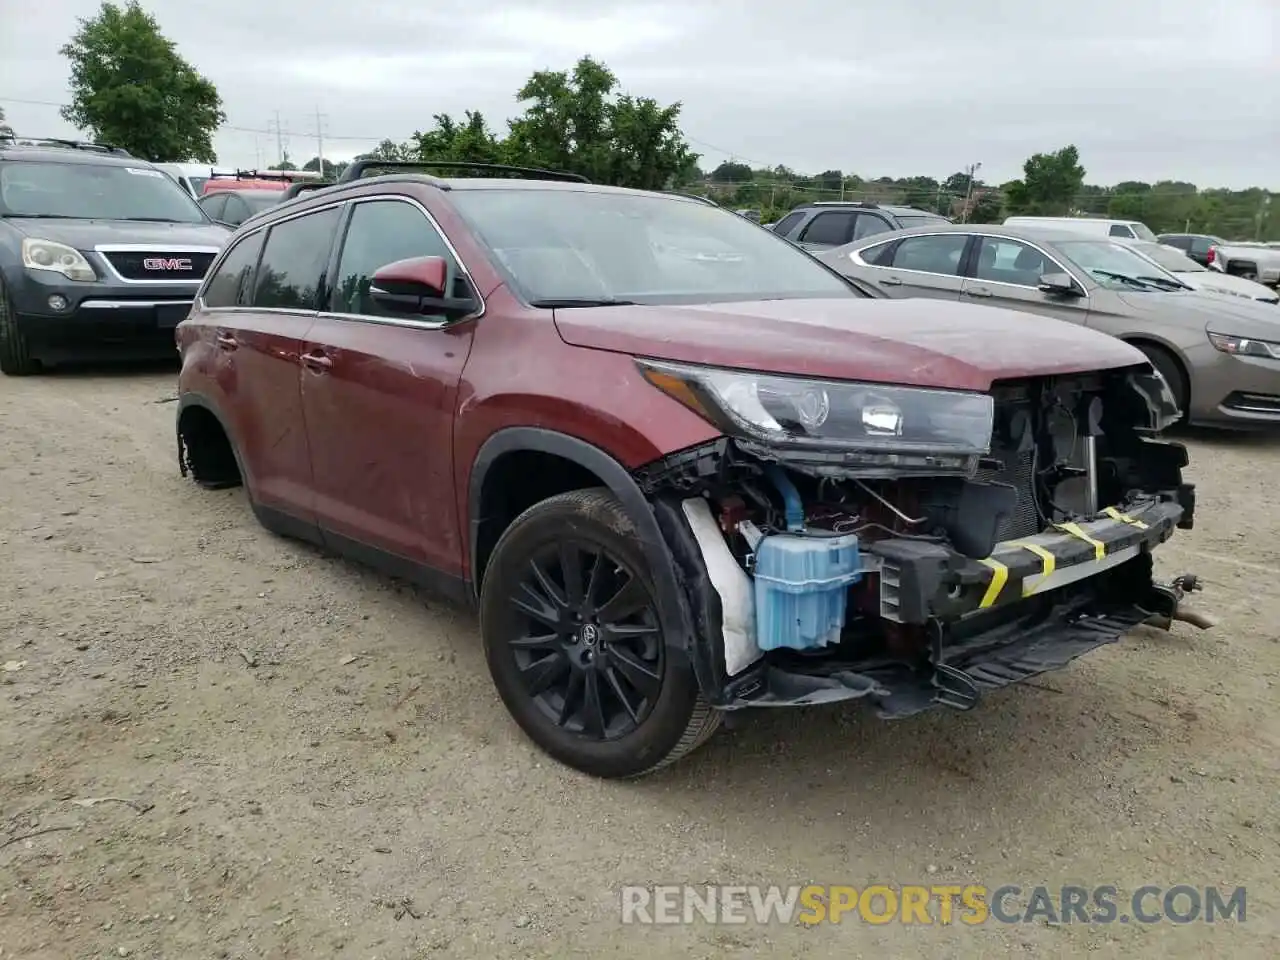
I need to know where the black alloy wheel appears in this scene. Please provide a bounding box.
[480,488,720,778]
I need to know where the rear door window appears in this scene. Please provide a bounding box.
[799,211,856,246]
[201,231,265,308]
[252,207,341,310]
[888,234,969,275]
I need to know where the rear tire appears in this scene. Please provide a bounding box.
[1135,343,1187,421]
[0,277,37,376]
[480,487,719,778]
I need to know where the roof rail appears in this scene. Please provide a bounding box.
[0,136,132,157]
[807,200,881,208]
[280,180,336,201]
[667,191,718,206]
[337,159,590,185]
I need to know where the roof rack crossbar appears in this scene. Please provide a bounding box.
[337,159,590,185]
[0,136,131,157]
[209,169,315,183]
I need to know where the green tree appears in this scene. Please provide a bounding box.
[302,156,348,178]
[1003,144,1086,216]
[505,56,697,189]
[411,111,508,165]
[967,191,1003,224]
[710,161,752,183]
[59,1,225,161]
[357,139,414,162]
[272,151,297,171]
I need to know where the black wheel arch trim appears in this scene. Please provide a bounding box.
[467,427,719,698]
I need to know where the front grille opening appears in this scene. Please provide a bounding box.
[1223,391,1280,414]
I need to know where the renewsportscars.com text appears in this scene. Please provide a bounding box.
[620,884,1247,926]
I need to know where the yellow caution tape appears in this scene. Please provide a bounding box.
[1005,541,1057,596]
[978,557,1009,608]
[1053,522,1106,561]
[1102,506,1149,530]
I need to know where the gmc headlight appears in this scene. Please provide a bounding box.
[1207,332,1280,360]
[22,238,97,282]
[637,358,994,475]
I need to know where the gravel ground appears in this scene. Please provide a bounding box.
[1,364,1277,959]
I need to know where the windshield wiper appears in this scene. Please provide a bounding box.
[1135,275,1192,291]
[529,298,638,308]
[1090,269,1155,290]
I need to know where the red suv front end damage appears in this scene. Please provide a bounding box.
[596,311,1203,717]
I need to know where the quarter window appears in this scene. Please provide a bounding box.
[252,207,340,310]
[330,199,464,320]
[201,231,264,308]
[771,212,805,237]
[858,240,895,266]
[1109,224,1136,238]
[973,237,1056,286]
[888,234,969,275]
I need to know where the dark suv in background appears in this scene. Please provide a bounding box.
[1157,233,1223,268]
[0,139,230,375]
[770,200,951,251]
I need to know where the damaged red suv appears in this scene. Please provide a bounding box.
[175,160,1204,778]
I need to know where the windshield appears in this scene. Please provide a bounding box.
[895,214,949,228]
[1057,239,1184,291]
[1130,222,1157,241]
[1131,241,1206,272]
[448,188,860,305]
[0,160,208,222]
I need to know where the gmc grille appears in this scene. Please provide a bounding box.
[103,251,217,281]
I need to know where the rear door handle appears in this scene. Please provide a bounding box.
[880,277,903,286]
[215,331,238,350]
[964,287,994,298]
[300,351,332,372]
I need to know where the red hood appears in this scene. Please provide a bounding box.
[552,298,1145,391]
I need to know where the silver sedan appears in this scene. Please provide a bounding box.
[818,223,1280,429]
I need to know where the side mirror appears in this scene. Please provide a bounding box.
[369,255,475,319]
[1038,272,1083,298]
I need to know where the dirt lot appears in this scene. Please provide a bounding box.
[1,365,1277,960]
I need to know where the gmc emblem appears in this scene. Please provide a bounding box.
[143,257,193,271]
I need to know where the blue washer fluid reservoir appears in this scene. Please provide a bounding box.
[753,531,862,651]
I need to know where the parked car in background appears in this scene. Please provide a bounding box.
[174,160,1200,778]
[1200,241,1280,287]
[198,188,283,227]
[1002,216,1157,240]
[819,223,1280,429]
[770,200,950,251]
[0,139,230,374]
[1118,239,1278,305]
[200,169,324,196]
[156,162,236,198]
[1156,232,1224,268]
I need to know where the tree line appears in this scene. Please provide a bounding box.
[45,1,1279,242]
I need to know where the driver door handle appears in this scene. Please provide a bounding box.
[964,287,994,298]
[300,351,332,372]
[215,331,238,350]
[880,277,903,286]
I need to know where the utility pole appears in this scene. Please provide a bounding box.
[311,108,329,177]
[960,161,982,223]
[266,112,288,168]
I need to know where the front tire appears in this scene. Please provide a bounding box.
[0,277,37,376]
[480,488,719,778]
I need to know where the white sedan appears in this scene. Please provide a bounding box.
[1122,239,1279,305]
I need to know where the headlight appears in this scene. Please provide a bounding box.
[21,238,97,282]
[1207,332,1280,360]
[636,358,994,475]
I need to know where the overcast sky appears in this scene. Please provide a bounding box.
[1,0,1277,188]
